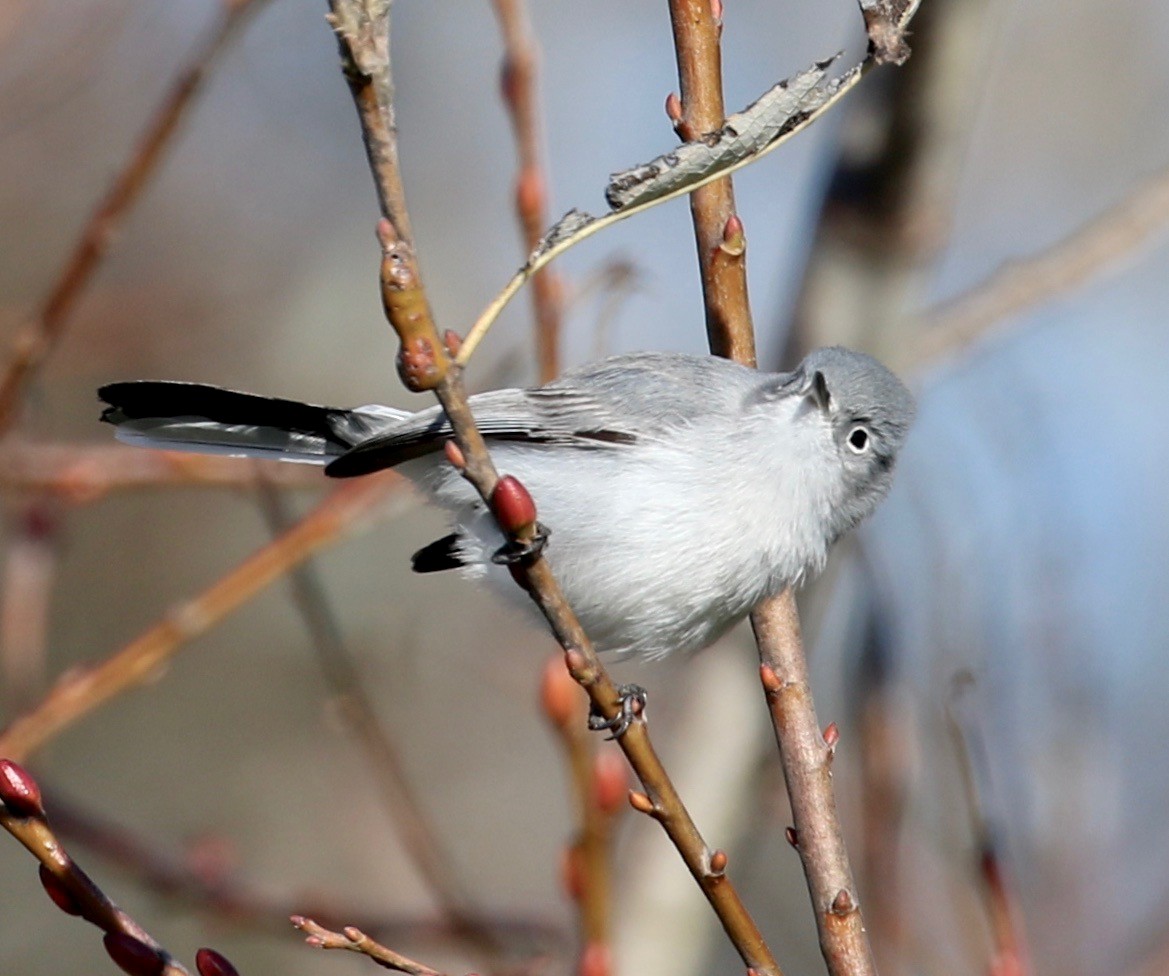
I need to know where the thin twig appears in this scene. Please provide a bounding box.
[667,0,755,365]
[0,0,269,433]
[255,483,502,953]
[326,3,782,973]
[491,0,565,382]
[916,161,1169,367]
[0,474,407,762]
[752,592,876,976]
[0,443,324,502]
[293,916,448,976]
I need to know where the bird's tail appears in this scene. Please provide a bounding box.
[98,381,409,464]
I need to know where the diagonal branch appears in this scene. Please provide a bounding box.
[0,0,270,434]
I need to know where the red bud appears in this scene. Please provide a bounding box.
[490,475,537,532]
[785,826,799,848]
[709,849,728,874]
[560,843,585,902]
[823,721,840,748]
[195,947,240,976]
[590,751,628,815]
[103,933,165,976]
[38,865,82,915]
[540,657,580,729]
[0,759,44,818]
[579,942,612,976]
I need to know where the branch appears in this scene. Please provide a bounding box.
[325,3,783,974]
[492,0,565,382]
[753,594,876,976]
[0,0,269,434]
[293,916,448,976]
[916,161,1169,367]
[0,759,241,976]
[0,474,406,762]
[0,443,323,502]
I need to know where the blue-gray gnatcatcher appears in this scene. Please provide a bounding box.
[99,348,914,659]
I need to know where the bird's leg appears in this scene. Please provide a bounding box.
[588,684,648,739]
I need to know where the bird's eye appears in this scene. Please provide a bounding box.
[847,426,870,454]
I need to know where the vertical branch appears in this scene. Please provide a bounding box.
[0,0,269,434]
[666,0,755,365]
[753,595,876,976]
[492,0,565,382]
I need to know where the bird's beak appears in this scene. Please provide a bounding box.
[801,369,831,414]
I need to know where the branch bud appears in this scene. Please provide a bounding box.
[0,759,44,818]
[490,475,537,533]
[103,933,164,976]
[590,750,628,815]
[195,948,240,976]
[38,865,82,916]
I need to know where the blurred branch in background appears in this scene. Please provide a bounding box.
[0,474,408,762]
[0,0,270,434]
[491,0,566,383]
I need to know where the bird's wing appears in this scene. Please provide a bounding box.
[327,352,769,478]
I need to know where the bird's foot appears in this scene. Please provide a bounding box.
[490,522,550,566]
[588,684,647,740]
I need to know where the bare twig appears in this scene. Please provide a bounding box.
[293,916,448,976]
[255,484,501,952]
[917,161,1169,367]
[667,0,755,365]
[492,0,565,382]
[0,0,269,433]
[0,474,407,762]
[0,759,205,976]
[752,592,876,976]
[326,3,782,973]
[0,443,324,502]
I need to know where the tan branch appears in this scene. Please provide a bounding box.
[293,916,447,976]
[0,474,406,762]
[492,0,565,382]
[0,0,269,434]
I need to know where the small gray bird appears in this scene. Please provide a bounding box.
[99,348,914,659]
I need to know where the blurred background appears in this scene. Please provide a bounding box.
[2,1,1168,975]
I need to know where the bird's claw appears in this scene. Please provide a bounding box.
[490,522,550,566]
[588,684,647,739]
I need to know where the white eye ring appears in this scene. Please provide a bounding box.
[847,426,871,454]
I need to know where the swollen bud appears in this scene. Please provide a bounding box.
[103,933,165,976]
[491,475,538,533]
[0,759,44,818]
[540,657,580,730]
[196,947,241,976]
[590,751,628,816]
[38,866,82,916]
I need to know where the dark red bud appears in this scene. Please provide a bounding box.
[0,759,44,818]
[103,933,165,976]
[490,475,537,532]
[38,865,82,915]
[785,826,799,848]
[195,947,240,976]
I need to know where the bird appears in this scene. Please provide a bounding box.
[99,348,914,660]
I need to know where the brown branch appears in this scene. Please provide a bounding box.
[0,443,324,502]
[0,0,269,434]
[0,759,205,976]
[0,473,405,762]
[255,484,502,953]
[753,593,876,976]
[667,3,879,974]
[916,161,1169,367]
[667,0,755,365]
[326,3,781,973]
[293,916,448,976]
[492,0,565,382]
